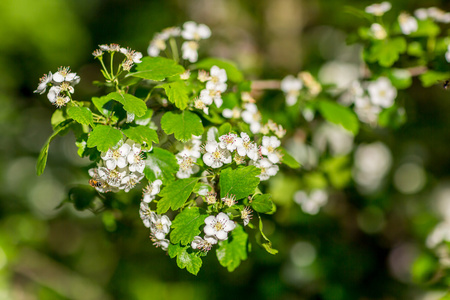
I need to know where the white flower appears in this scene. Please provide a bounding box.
[191,235,218,251]
[354,96,382,125]
[294,189,328,215]
[398,12,418,35]
[194,98,210,115]
[34,72,52,94]
[251,158,279,181]
[281,75,303,106]
[147,33,167,57]
[426,222,450,248]
[414,8,428,20]
[121,173,143,193]
[88,168,112,193]
[222,107,242,119]
[178,136,202,159]
[202,141,232,168]
[139,202,152,228]
[203,212,236,241]
[206,66,227,93]
[162,26,181,38]
[53,66,79,83]
[241,207,253,226]
[260,136,281,164]
[176,155,199,179]
[367,77,396,108]
[427,7,450,24]
[181,41,199,63]
[102,143,131,170]
[120,47,143,64]
[142,179,163,203]
[150,213,172,240]
[235,132,258,161]
[370,23,387,40]
[221,194,237,207]
[218,133,238,152]
[98,166,126,187]
[365,2,391,16]
[127,143,145,173]
[47,86,70,108]
[241,103,262,134]
[181,21,211,41]
[339,80,364,106]
[153,238,170,251]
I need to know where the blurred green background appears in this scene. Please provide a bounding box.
[2,0,450,299]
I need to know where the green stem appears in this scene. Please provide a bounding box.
[98,57,111,80]
[169,37,179,63]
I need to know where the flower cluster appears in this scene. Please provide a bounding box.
[414,7,450,23]
[339,77,397,125]
[88,139,145,193]
[175,135,202,179]
[294,189,328,215]
[147,21,211,63]
[139,202,171,251]
[95,43,143,71]
[34,67,80,108]
[202,132,281,181]
[281,75,303,106]
[191,212,236,253]
[194,65,228,114]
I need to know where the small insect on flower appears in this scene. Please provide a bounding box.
[89,179,102,188]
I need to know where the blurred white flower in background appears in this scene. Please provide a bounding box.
[398,12,418,35]
[294,189,328,215]
[313,122,354,156]
[365,2,392,16]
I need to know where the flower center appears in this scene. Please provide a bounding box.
[212,150,222,160]
[214,222,224,231]
[55,96,67,107]
[112,149,122,160]
[156,222,164,230]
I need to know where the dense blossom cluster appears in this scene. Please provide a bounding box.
[88,139,146,193]
[139,202,171,251]
[175,136,201,179]
[34,67,80,108]
[195,65,228,114]
[339,77,397,125]
[147,21,211,63]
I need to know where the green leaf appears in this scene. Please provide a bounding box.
[159,81,190,110]
[177,247,202,275]
[388,68,412,90]
[194,58,244,82]
[161,111,204,142]
[92,95,114,116]
[317,100,359,135]
[170,207,208,245]
[257,214,278,255]
[128,56,185,81]
[219,166,261,200]
[86,125,123,152]
[251,194,275,214]
[50,109,67,129]
[410,19,440,37]
[279,147,301,169]
[36,120,73,176]
[218,123,232,136]
[107,92,147,117]
[367,37,407,67]
[168,243,183,259]
[144,148,179,183]
[411,253,438,283]
[157,177,200,214]
[216,225,248,272]
[419,71,450,87]
[67,106,94,127]
[122,125,159,145]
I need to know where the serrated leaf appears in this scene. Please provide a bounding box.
[144,148,179,183]
[92,95,114,116]
[168,243,183,259]
[159,81,190,110]
[257,215,278,255]
[279,147,301,169]
[86,125,123,152]
[107,92,147,117]
[122,125,159,145]
[36,120,73,176]
[161,111,204,142]
[317,100,359,135]
[170,207,208,245]
[216,225,248,272]
[219,166,261,200]
[367,37,407,67]
[251,194,275,214]
[67,106,94,127]
[218,123,232,136]
[51,109,67,129]
[419,71,450,87]
[157,177,200,214]
[128,56,185,81]
[177,247,202,275]
[194,58,243,82]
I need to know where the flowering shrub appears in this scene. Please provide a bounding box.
[33,2,450,278]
